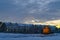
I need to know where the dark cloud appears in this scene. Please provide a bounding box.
[0,0,60,23]
[44,1,60,19]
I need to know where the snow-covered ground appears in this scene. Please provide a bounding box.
[0,33,60,40]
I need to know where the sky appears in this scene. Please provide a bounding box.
[0,0,60,23]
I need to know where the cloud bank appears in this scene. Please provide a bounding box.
[0,0,60,23]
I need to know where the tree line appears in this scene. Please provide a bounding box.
[0,22,60,34]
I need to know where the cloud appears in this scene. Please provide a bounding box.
[0,0,60,23]
[12,0,55,13]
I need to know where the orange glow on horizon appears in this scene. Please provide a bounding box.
[24,19,60,29]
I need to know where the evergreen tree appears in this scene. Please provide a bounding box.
[0,23,7,32]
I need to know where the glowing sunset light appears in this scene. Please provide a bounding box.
[45,20,60,29]
[24,19,60,28]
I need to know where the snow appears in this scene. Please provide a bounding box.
[0,33,60,40]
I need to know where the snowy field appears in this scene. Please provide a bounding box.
[0,33,60,40]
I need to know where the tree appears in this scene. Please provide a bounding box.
[0,23,7,32]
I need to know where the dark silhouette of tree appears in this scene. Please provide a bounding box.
[0,22,7,32]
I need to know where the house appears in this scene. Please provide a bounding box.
[41,25,51,34]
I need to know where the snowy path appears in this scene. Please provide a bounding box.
[0,33,60,40]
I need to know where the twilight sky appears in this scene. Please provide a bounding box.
[0,0,60,23]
